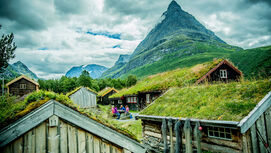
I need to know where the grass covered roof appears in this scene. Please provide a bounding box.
[110,59,225,98]
[98,87,118,97]
[0,90,138,141]
[66,86,97,97]
[140,79,271,121]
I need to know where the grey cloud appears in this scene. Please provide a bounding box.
[54,0,88,15]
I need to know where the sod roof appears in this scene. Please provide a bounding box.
[139,79,271,121]
[66,86,97,97]
[110,59,226,98]
[0,90,138,141]
[98,87,118,97]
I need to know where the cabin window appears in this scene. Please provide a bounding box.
[20,84,26,89]
[208,126,232,140]
[127,97,137,103]
[118,100,122,104]
[146,94,151,103]
[220,70,227,78]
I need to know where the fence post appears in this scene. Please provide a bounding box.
[168,118,174,153]
[174,120,182,153]
[184,119,192,153]
[162,118,168,153]
[194,121,202,153]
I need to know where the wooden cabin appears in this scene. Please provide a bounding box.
[0,100,146,153]
[111,95,139,111]
[6,75,39,97]
[136,80,271,153]
[68,87,97,108]
[196,60,242,84]
[98,87,118,105]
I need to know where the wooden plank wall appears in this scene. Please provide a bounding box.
[2,118,130,153]
[70,87,97,108]
[142,120,243,153]
[244,106,271,153]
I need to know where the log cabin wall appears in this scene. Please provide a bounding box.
[2,118,129,153]
[8,78,37,97]
[209,64,241,83]
[141,119,243,153]
[100,90,116,105]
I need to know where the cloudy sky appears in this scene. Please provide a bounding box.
[0,0,270,79]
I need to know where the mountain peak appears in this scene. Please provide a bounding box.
[167,0,182,12]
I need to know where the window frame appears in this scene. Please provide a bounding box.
[220,69,227,78]
[20,84,27,89]
[146,94,151,103]
[207,126,232,140]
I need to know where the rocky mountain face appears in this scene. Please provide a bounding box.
[66,64,108,79]
[101,54,130,78]
[102,0,241,78]
[0,61,38,80]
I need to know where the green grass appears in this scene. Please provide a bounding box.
[140,79,271,121]
[229,45,271,79]
[110,59,225,98]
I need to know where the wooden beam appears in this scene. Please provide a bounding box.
[250,124,259,153]
[136,115,239,128]
[168,119,174,153]
[162,118,168,153]
[184,119,192,153]
[174,120,182,153]
[194,121,202,153]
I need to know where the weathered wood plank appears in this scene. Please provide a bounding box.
[199,141,242,153]
[54,101,146,153]
[35,122,46,153]
[162,118,168,153]
[86,133,94,153]
[123,149,131,153]
[0,101,54,147]
[168,119,174,153]
[250,124,259,153]
[264,107,271,149]
[48,121,59,153]
[23,130,35,153]
[174,120,182,153]
[2,144,12,153]
[104,142,110,153]
[194,121,202,153]
[13,137,23,153]
[242,130,252,153]
[93,137,100,153]
[60,120,68,153]
[78,129,86,153]
[184,119,192,153]
[68,124,77,153]
[239,92,271,133]
[256,115,267,153]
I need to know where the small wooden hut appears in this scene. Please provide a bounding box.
[0,100,146,153]
[98,87,118,105]
[196,59,242,84]
[6,75,39,97]
[136,80,271,153]
[67,87,97,108]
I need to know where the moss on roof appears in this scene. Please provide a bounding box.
[140,79,271,121]
[98,87,118,97]
[0,90,138,141]
[66,86,97,97]
[110,59,224,98]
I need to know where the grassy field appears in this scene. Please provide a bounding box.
[110,59,225,98]
[140,79,271,121]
